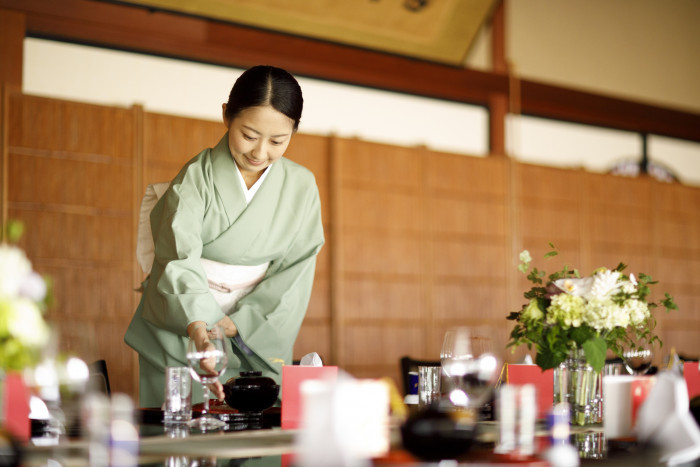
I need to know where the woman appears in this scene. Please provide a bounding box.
[125,65,325,408]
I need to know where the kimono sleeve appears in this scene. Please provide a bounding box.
[141,174,226,336]
[230,182,325,373]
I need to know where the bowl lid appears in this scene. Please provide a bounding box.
[225,371,277,388]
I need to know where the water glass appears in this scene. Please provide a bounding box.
[418,366,441,407]
[164,366,192,423]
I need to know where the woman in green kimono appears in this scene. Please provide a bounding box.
[125,65,325,407]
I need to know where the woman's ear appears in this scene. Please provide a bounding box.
[222,103,230,127]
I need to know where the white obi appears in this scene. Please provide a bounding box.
[200,258,268,315]
[136,182,269,314]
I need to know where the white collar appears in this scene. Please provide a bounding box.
[235,163,272,204]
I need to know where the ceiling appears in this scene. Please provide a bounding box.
[107,0,499,65]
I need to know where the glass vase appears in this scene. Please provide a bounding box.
[552,348,603,426]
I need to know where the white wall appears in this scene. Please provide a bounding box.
[22,38,700,186]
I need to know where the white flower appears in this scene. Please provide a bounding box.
[7,298,50,347]
[554,277,594,297]
[20,271,47,302]
[589,270,622,299]
[583,298,629,331]
[621,273,638,294]
[0,244,32,297]
[624,299,650,326]
[519,250,532,264]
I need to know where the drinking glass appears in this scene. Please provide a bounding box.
[440,327,473,378]
[440,327,499,409]
[622,341,653,375]
[186,325,228,430]
[164,367,192,423]
[417,366,441,407]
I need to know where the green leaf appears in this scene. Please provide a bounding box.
[4,219,24,243]
[662,293,678,312]
[506,311,521,321]
[535,351,558,370]
[582,337,607,373]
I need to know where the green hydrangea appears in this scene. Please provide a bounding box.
[547,294,584,328]
[583,298,629,331]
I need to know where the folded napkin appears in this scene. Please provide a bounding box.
[636,371,700,465]
[299,352,323,367]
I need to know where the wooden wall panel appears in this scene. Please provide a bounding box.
[426,153,510,363]
[142,112,223,187]
[652,182,700,356]
[335,139,425,380]
[343,280,422,322]
[7,93,137,396]
[284,133,332,362]
[513,163,584,309]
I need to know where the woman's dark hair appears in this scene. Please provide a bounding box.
[224,65,303,130]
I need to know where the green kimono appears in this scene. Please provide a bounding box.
[124,134,324,407]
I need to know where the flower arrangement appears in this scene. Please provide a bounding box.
[507,244,677,373]
[0,221,51,372]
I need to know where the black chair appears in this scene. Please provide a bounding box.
[399,356,441,396]
[88,359,111,395]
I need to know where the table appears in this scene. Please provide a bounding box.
[22,410,663,466]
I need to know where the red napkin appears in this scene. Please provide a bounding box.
[505,364,554,419]
[281,365,338,429]
[684,361,700,399]
[2,372,30,442]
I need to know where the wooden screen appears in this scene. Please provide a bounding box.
[4,91,699,400]
[5,93,139,395]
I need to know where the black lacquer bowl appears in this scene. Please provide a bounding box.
[223,371,280,414]
[400,402,477,461]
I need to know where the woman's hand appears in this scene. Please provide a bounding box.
[215,315,238,338]
[199,339,225,400]
[187,321,225,400]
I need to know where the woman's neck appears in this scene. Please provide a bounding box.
[240,167,264,190]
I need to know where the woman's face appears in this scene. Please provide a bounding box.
[223,104,295,178]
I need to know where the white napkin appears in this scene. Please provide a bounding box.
[296,371,389,467]
[300,352,323,366]
[635,371,700,465]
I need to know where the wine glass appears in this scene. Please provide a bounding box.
[441,327,473,378]
[186,325,228,430]
[440,327,499,409]
[622,339,654,376]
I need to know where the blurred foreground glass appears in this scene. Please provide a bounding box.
[164,367,192,424]
[418,366,441,407]
[440,327,499,409]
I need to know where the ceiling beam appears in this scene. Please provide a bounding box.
[3,0,699,143]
